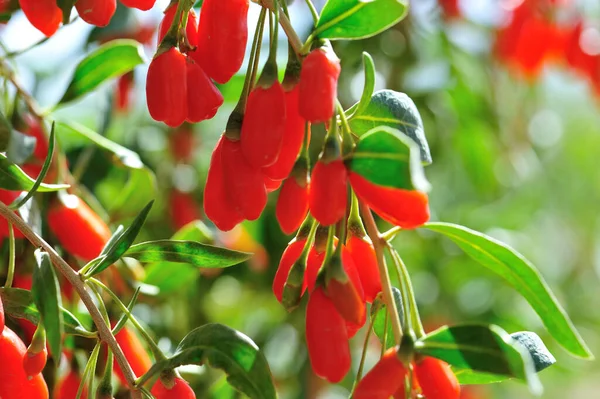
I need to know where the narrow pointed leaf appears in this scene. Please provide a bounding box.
[0,153,68,192]
[370,287,404,349]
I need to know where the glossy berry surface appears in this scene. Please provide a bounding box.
[298,48,341,123]
[186,59,224,123]
[158,6,198,47]
[276,176,309,235]
[345,235,382,303]
[151,376,196,399]
[353,347,407,399]
[414,357,461,399]
[114,327,152,383]
[119,0,156,11]
[272,238,307,302]
[75,0,117,27]
[309,159,348,226]
[54,370,87,399]
[19,0,62,37]
[23,347,48,378]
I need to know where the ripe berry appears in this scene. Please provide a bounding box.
[158,5,198,47]
[119,0,156,11]
[262,85,306,180]
[325,249,366,327]
[353,346,407,399]
[264,176,282,193]
[345,235,381,303]
[22,116,48,162]
[146,47,188,127]
[19,0,62,37]
[203,137,244,231]
[414,357,460,399]
[75,0,116,27]
[169,190,202,230]
[55,370,87,399]
[305,287,350,383]
[298,47,341,123]
[47,193,111,261]
[308,159,348,226]
[114,327,152,383]
[0,327,49,398]
[272,238,307,303]
[169,125,196,162]
[221,137,267,221]
[151,376,196,399]
[241,82,287,168]
[0,189,25,239]
[186,59,224,123]
[23,347,48,378]
[115,72,135,113]
[276,174,309,235]
[349,172,430,229]
[193,0,249,84]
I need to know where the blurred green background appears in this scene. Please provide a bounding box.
[1,0,599,398]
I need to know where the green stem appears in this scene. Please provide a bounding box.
[5,223,15,288]
[354,316,375,384]
[336,101,355,155]
[77,341,101,399]
[304,0,319,23]
[381,226,402,242]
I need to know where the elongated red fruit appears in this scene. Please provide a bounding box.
[23,347,48,378]
[119,0,156,11]
[264,176,282,193]
[0,189,25,239]
[354,347,407,399]
[309,159,347,226]
[75,0,116,27]
[346,235,381,303]
[22,116,48,162]
[325,249,366,327]
[114,327,152,383]
[350,172,429,228]
[47,194,111,261]
[298,48,341,123]
[115,72,135,112]
[203,137,244,231]
[305,288,350,383]
[0,327,49,398]
[158,6,198,47]
[414,357,460,399]
[152,376,196,399]
[272,238,307,302]
[186,59,223,123]
[55,370,87,399]
[19,0,62,37]
[262,86,306,180]
[276,176,309,235]
[146,48,187,127]
[169,190,202,230]
[241,82,287,168]
[193,0,249,83]
[221,137,267,221]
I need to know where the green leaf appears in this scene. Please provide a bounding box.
[415,324,541,394]
[349,126,430,191]
[58,39,145,105]
[0,109,12,151]
[0,153,68,192]
[349,90,432,164]
[453,368,510,385]
[88,201,154,276]
[144,262,199,294]
[32,250,64,359]
[140,324,276,399]
[56,0,77,24]
[315,0,409,40]
[349,52,376,119]
[124,240,252,268]
[423,222,593,360]
[108,167,157,219]
[0,287,92,337]
[511,332,556,372]
[172,220,214,244]
[371,287,404,349]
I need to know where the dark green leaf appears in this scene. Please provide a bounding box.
[32,250,64,360]
[124,240,252,268]
[139,324,276,399]
[350,52,376,119]
[56,0,76,24]
[371,287,404,349]
[511,332,556,372]
[172,220,214,244]
[315,0,408,40]
[88,201,154,276]
[423,222,593,359]
[59,39,145,105]
[0,153,68,192]
[349,126,430,191]
[349,90,432,164]
[415,324,541,394]
[0,287,91,337]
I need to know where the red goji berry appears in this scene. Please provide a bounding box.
[264,175,282,193]
[19,0,62,37]
[186,59,223,123]
[0,327,49,398]
[169,190,202,230]
[305,287,350,383]
[115,72,134,113]
[298,47,341,123]
[439,0,460,19]
[23,347,48,378]
[353,346,407,399]
[276,175,309,235]
[346,235,381,303]
[305,246,326,294]
[565,21,597,79]
[272,238,307,303]
[158,5,198,48]
[146,47,187,127]
[119,0,156,11]
[221,137,267,221]
[114,327,152,383]
[350,172,430,229]
[75,0,116,27]
[11,274,36,344]
[203,137,244,231]
[262,86,306,180]
[55,370,87,399]
[240,82,287,168]
[151,376,196,399]
[512,15,551,79]
[22,116,48,162]
[414,357,460,399]
[192,0,249,84]
[308,159,347,226]
[0,189,25,239]
[169,125,196,162]
[325,249,366,327]
[46,193,111,261]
